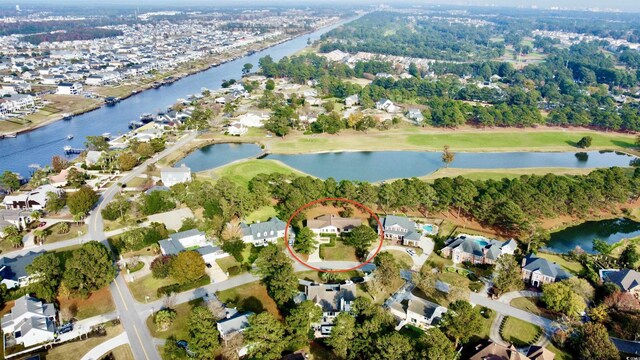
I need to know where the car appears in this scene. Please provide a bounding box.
[406,249,416,256]
[177,340,188,349]
[351,276,365,283]
[206,263,212,269]
[38,221,46,227]
[57,323,73,334]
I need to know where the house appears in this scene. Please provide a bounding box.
[85,150,104,166]
[306,215,361,237]
[240,217,288,246]
[470,341,555,360]
[379,215,421,247]
[305,282,356,337]
[521,253,572,287]
[2,185,63,210]
[227,122,248,136]
[158,229,226,263]
[0,251,44,289]
[599,269,640,297]
[0,209,32,236]
[160,165,192,187]
[344,94,359,107]
[216,307,254,342]
[375,98,397,113]
[406,108,424,123]
[56,82,83,95]
[388,294,447,330]
[441,235,517,264]
[1,295,57,348]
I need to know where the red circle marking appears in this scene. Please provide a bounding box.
[284,197,384,273]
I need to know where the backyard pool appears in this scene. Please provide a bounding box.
[422,224,438,235]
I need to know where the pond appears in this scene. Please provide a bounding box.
[265,150,636,182]
[545,218,640,254]
[175,143,262,172]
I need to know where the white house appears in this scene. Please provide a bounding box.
[379,215,421,247]
[216,307,254,342]
[344,94,359,107]
[2,185,63,210]
[1,295,57,347]
[56,82,83,95]
[306,215,361,237]
[85,150,104,166]
[239,217,288,246]
[227,122,248,136]
[0,209,32,237]
[305,282,356,337]
[158,228,226,264]
[160,165,192,187]
[442,235,517,265]
[388,294,447,330]
[375,98,397,113]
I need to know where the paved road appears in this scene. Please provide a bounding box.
[470,293,556,330]
[80,332,129,360]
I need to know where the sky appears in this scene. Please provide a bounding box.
[11,0,640,12]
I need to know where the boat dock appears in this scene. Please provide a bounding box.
[63,146,84,155]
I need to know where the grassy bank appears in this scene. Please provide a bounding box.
[202,159,306,186]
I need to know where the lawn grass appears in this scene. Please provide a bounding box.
[386,249,414,270]
[208,159,306,186]
[426,252,453,268]
[126,274,175,302]
[103,344,135,360]
[245,206,278,223]
[216,281,282,319]
[215,255,242,273]
[320,240,358,262]
[500,316,541,346]
[44,222,88,244]
[510,297,542,316]
[45,324,123,360]
[146,299,203,340]
[546,342,573,360]
[536,252,585,274]
[422,167,594,182]
[58,286,116,320]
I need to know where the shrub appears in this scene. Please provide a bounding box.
[227,266,242,275]
[57,222,70,234]
[150,255,173,279]
[157,276,210,297]
[222,240,246,262]
[154,309,176,331]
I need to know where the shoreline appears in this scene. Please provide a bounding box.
[0,19,346,137]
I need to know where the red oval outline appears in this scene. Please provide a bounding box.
[284,197,384,273]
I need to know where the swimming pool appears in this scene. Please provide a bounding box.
[422,224,438,235]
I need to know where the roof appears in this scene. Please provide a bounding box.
[381,215,418,238]
[444,235,514,260]
[2,295,56,333]
[526,345,556,360]
[306,215,361,231]
[522,254,572,280]
[0,251,45,282]
[305,283,356,312]
[161,165,191,174]
[406,295,446,324]
[240,217,287,241]
[603,269,640,292]
[196,245,222,256]
[169,228,204,242]
[470,341,532,360]
[216,311,253,337]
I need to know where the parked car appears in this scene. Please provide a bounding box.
[38,221,47,227]
[58,322,73,334]
[206,263,212,269]
[177,340,188,349]
[406,249,416,256]
[351,276,365,284]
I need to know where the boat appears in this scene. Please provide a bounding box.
[102,133,111,140]
[131,90,140,95]
[62,113,72,120]
[105,97,120,106]
[66,134,74,140]
[129,121,144,129]
[3,133,17,138]
[140,113,154,123]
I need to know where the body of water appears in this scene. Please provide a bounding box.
[265,150,636,182]
[0,18,354,177]
[176,143,261,172]
[545,218,640,254]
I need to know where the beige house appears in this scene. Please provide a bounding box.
[441,235,517,265]
[306,215,361,237]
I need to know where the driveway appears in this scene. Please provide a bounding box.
[366,237,433,271]
[80,332,129,360]
[206,259,228,283]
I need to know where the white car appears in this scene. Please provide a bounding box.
[406,249,416,256]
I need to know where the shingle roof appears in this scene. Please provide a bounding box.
[306,283,356,312]
[217,311,253,337]
[240,217,286,241]
[604,269,640,292]
[0,251,45,282]
[306,215,361,231]
[169,229,203,242]
[522,254,572,280]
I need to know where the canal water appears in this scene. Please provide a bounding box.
[545,218,640,254]
[0,18,353,177]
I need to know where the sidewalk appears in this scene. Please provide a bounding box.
[80,332,129,360]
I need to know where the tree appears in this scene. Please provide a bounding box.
[188,306,221,359]
[577,136,592,148]
[26,253,62,302]
[118,152,138,171]
[574,322,620,360]
[242,63,253,75]
[221,240,246,262]
[154,309,176,331]
[371,332,413,360]
[593,238,613,256]
[136,142,154,159]
[286,300,322,348]
[169,251,205,284]
[0,171,20,192]
[265,79,275,91]
[63,241,115,296]
[441,300,483,347]
[564,277,594,301]
[294,227,317,254]
[421,327,456,360]
[51,155,68,173]
[67,186,99,215]
[66,167,86,188]
[441,145,455,168]
[254,245,298,307]
[619,244,639,267]
[101,194,130,221]
[45,191,66,213]
[85,135,109,151]
[243,312,286,360]
[541,281,586,319]
[150,255,173,279]
[492,254,523,296]
[326,312,356,359]
[163,336,187,360]
[373,252,400,294]
[344,225,377,256]
[413,264,436,294]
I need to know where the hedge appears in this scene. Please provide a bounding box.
[156,275,210,297]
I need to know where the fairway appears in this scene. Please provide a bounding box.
[206,159,307,185]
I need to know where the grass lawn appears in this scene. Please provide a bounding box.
[125,176,150,188]
[473,309,497,339]
[45,324,123,360]
[500,316,541,346]
[147,299,203,340]
[208,159,305,186]
[422,167,594,182]
[297,270,361,284]
[426,252,453,268]
[216,281,282,319]
[510,297,559,321]
[386,250,414,270]
[215,255,242,273]
[102,344,135,360]
[546,342,573,360]
[126,274,175,302]
[245,206,278,223]
[260,128,636,154]
[536,252,585,274]
[58,286,115,320]
[320,240,358,262]
[44,222,88,244]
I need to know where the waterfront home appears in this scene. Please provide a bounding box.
[227,122,248,136]
[160,165,192,187]
[388,294,447,330]
[236,113,268,128]
[0,251,45,289]
[406,108,424,123]
[0,209,32,236]
[470,341,556,360]
[375,98,397,113]
[441,235,517,264]
[239,217,289,246]
[2,184,63,210]
[306,214,361,237]
[158,229,226,264]
[1,295,57,348]
[599,269,640,297]
[379,215,421,247]
[305,282,356,337]
[56,82,83,95]
[85,150,104,167]
[521,253,572,287]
